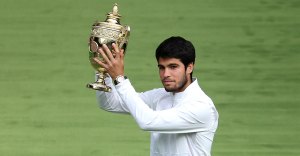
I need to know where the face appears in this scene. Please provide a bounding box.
[158,58,194,93]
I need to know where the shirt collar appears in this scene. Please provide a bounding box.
[173,78,199,100]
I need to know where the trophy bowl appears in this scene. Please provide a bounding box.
[87,3,130,92]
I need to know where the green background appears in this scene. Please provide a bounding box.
[1,0,299,155]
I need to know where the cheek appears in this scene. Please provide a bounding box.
[177,69,186,76]
[159,71,164,79]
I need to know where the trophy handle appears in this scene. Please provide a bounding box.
[118,26,130,50]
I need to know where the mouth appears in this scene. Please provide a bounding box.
[162,79,174,85]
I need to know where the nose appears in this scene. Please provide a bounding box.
[162,68,171,78]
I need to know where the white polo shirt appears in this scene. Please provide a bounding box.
[97,78,219,156]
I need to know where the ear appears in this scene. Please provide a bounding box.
[186,63,194,74]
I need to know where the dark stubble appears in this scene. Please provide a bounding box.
[164,74,188,92]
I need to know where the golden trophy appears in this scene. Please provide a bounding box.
[87,3,130,91]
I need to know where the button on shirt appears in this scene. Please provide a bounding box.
[97,78,219,156]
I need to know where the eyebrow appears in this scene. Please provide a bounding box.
[157,63,179,67]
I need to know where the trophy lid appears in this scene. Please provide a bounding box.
[105,3,121,24]
[92,3,122,26]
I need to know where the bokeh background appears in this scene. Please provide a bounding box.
[1,0,299,155]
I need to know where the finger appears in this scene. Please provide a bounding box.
[112,43,121,59]
[98,48,111,64]
[120,49,125,59]
[93,57,108,69]
[102,44,114,61]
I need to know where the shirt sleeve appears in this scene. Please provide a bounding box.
[96,77,130,113]
[96,77,161,113]
[115,79,216,133]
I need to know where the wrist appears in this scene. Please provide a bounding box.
[113,75,127,85]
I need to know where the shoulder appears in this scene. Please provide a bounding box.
[181,81,216,112]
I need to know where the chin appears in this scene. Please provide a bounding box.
[164,87,177,92]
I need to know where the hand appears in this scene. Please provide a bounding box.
[93,43,125,80]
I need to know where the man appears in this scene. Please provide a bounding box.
[93,36,219,156]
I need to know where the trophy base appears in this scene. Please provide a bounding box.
[86,83,112,92]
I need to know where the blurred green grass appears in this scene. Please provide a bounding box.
[0,0,299,155]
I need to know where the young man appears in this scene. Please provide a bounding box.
[93,36,219,156]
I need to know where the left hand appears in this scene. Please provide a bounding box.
[93,43,125,80]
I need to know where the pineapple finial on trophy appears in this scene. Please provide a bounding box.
[113,3,118,15]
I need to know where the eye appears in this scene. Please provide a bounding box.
[158,65,165,71]
[170,65,178,69]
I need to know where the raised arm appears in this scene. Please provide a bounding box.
[115,79,218,133]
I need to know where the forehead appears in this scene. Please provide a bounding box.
[158,58,183,66]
